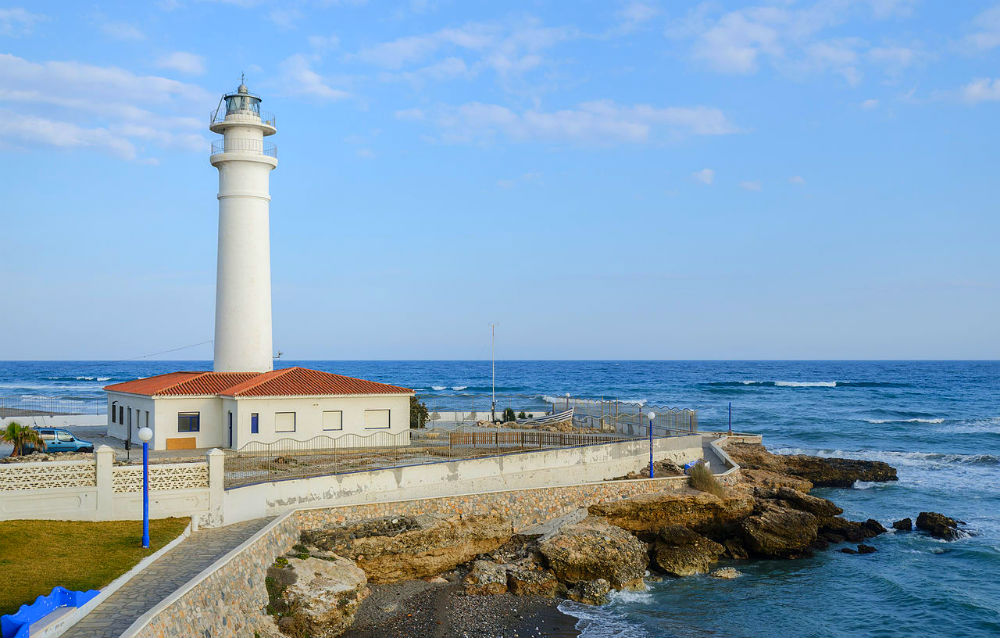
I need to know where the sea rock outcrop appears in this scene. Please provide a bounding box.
[740,468,813,493]
[276,556,369,638]
[710,567,742,579]
[302,514,514,583]
[464,560,508,595]
[725,442,898,487]
[652,525,725,577]
[507,565,559,597]
[567,579,611,605]
[916,512,962,540]
[762,486,843,520]
[739,503,818,558]
[892,518,913,531]
[539,517,647,590]
[588,489,754,539]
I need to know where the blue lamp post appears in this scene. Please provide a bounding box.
[137,427,153,548]
[647,411,656,479]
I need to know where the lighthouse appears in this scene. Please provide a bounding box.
[104,80,414,454]
[209,81,278,373]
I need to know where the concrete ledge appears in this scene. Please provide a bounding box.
[40,522,192,638]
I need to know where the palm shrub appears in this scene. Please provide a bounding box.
[688,461,725,498]
[502,407,517,423]
[2,422,46,456]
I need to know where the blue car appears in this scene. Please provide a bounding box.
[28,428,95,454]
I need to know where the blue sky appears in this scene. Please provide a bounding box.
[1,0,998,360]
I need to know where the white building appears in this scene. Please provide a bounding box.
[105,81,414,451]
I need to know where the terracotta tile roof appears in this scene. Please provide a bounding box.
[105,367,412,398]
[219,367,413,397]
[104,371,259,397]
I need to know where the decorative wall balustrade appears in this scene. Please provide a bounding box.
[0,461,96,491]
[111,463,210,493]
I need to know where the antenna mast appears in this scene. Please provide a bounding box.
[490,323,496,424]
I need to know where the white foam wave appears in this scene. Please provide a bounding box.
[558,600,652,638]
[773,447,998,466]
[96,377,111,382]
[431,386,446,391]
[942,417,1000,434]
[774,380,837,387]
[451,385,468,391]
[866,418,944,424]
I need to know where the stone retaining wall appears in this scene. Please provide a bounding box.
[125,469,736,637]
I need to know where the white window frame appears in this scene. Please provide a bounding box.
[275,411,296,433]
[364,409,391,430]
[322,410,343,431]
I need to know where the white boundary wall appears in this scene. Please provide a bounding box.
[222,434,704,524]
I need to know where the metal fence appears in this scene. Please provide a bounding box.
[0,396,104,418]
[418,394,697,437]
[223,427,635,488]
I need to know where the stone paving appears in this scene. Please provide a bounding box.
[62,517,274,638]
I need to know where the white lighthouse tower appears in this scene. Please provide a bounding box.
[209,81,277,373]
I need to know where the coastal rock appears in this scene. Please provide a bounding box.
[892,518,913,531]
[765,486,843,520]
[652,525,725,577]
[709,567,742,579]
[539,517,647,590]
[303,514,513,583]
[278,556,369,638]
[588,489,754,539]
[739,503,818,558]
[819,517,866,543]
[839,547,858,555]
[507,565,559,597]
[722,538,749,560]
[724,442,898,488]
[741,468,813,493]
[916,512,962,540]
[567,579,612,606]
[464,560,508,595]
[857,544,877,554]
[862,519,888,537]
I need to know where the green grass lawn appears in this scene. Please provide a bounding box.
[0,517,189,616]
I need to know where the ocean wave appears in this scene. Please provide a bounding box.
[431,386,447,391]
[451,386,468,391]
[866,418,945,424]
[557,600,652,638]
[773,447,999,466]
[942,417,1000,434]
[704,380,908,389]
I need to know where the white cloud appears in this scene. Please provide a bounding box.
[740,180,762,191]
[278,54,350,100]
[402,100,736,145]
[100,21,145,41]
[269,7,302,30]
[156,52,206,75]
[353,18,577,81]
[961,78,1000,104]
[789,175,806,184]
[860,98,879,109]
[963,5,1000,51]
[0,53,210,159]
[356,148,375,159]
[692,168,714,185]
[671,1,917,82]
[308,34,340,51]
[0,8,45,36]
[615,2,659,33]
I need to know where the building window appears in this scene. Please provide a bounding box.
[146,411,150,427]
[364,409,390,429]
[119,405,124,425]
[178,412,201,432]
[111,402,117,424]
[275,412,296,432]
[251,413,259,434]
[322,410,343,431]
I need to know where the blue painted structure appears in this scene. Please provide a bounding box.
[142,439,150,549]
[1,586,99,638]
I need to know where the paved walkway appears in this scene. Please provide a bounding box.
[62,517,275,638]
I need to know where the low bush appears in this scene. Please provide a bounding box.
[688,462,726,498]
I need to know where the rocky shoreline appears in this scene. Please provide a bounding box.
[261,439,967,638]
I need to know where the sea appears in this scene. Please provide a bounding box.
[1,360,998,637]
